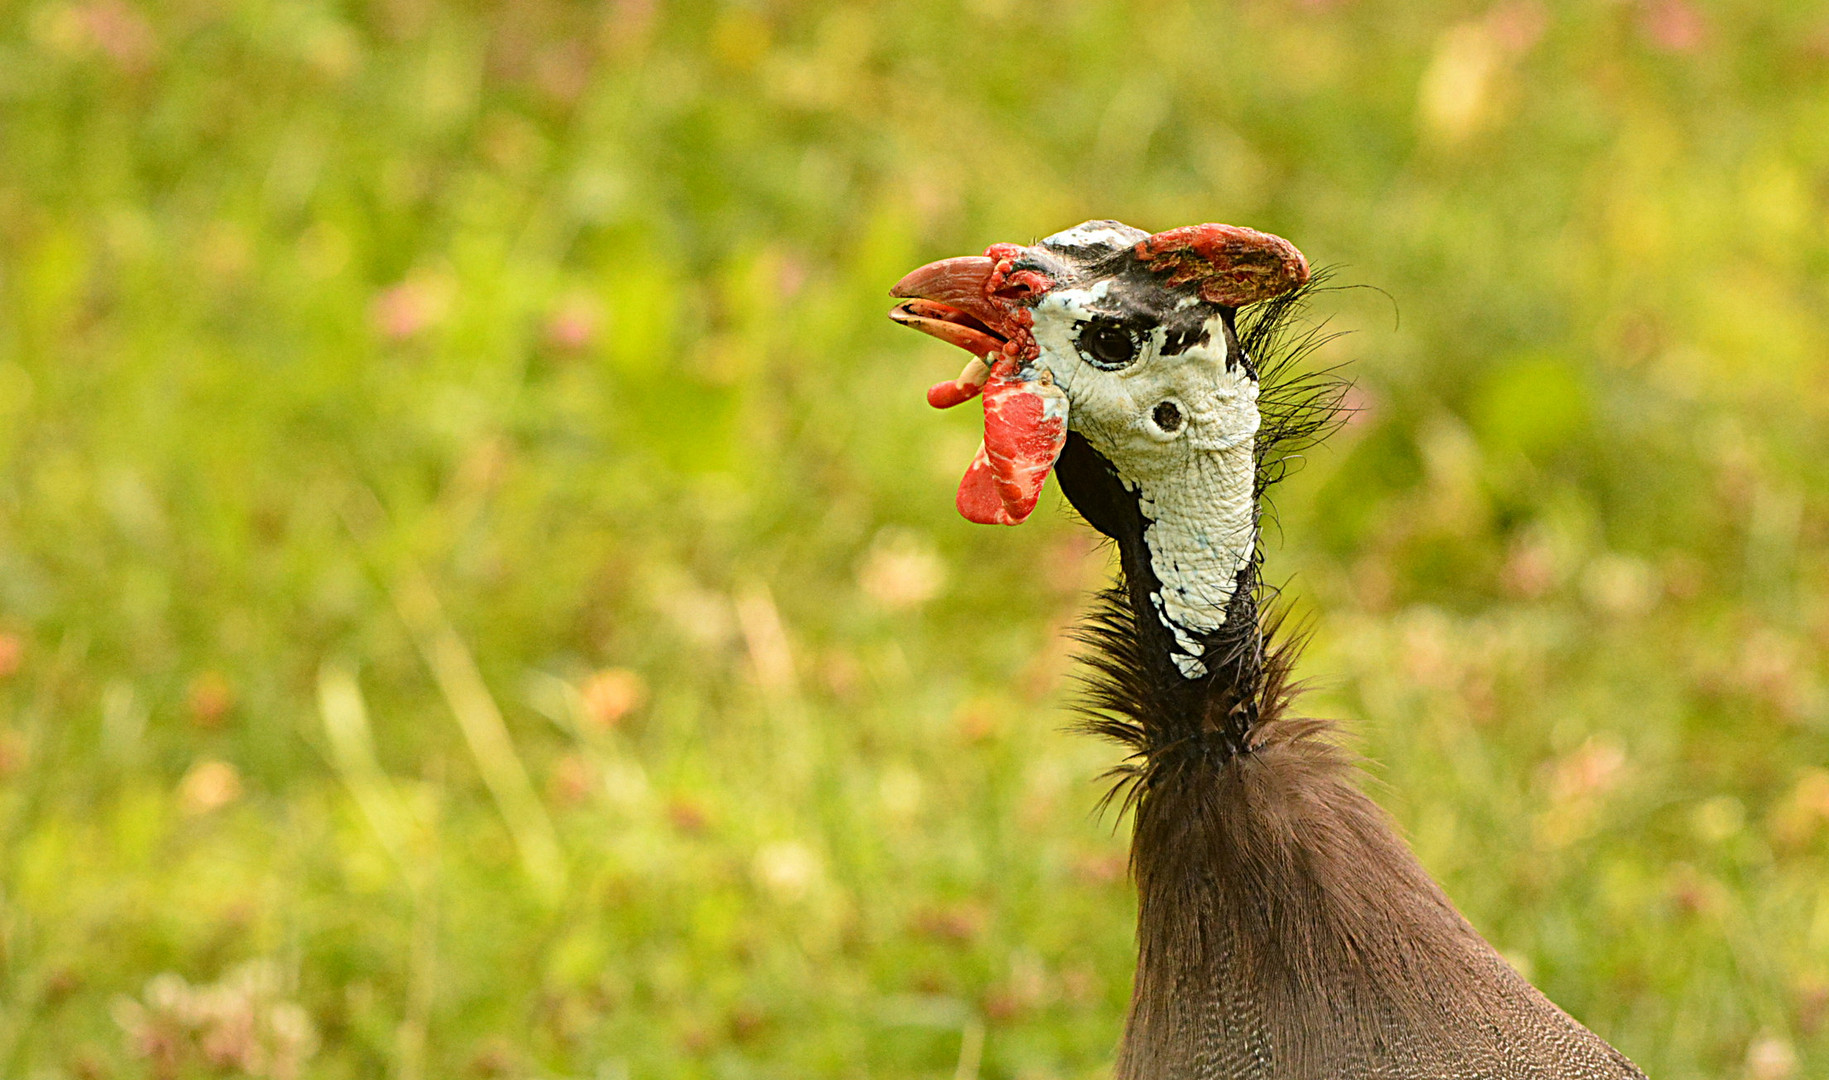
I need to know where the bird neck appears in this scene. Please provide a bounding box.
[1057,436,1648,1077]
[1058,443,1647,1080]
[1125,438,1260,681]
[1055,431,1268,757]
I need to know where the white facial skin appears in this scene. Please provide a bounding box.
[1029,285,1261,679]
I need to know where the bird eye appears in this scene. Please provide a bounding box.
[1077,319,1138,370]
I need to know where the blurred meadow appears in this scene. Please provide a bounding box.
[3,0,1829,1076]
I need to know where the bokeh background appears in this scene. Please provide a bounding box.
[3,0,1829,1076]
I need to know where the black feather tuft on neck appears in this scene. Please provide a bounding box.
[1055,276,1347,812]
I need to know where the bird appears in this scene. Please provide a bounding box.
[889,220,1647,1079]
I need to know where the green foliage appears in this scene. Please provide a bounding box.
[2,0,1828,1077]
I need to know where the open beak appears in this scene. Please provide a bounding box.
[889,256,1012,407]
[890,252,1068,527]
[890,256,1007,326]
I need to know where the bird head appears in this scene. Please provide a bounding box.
[889,220,1309,528]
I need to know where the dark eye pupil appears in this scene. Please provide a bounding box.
[1080,322,1136,369]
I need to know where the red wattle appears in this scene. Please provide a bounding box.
[955,442,1009,524]
[952,360,1068,526]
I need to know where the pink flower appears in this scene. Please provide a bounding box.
[370,275,452,341]
[1641,0,1709,53]
[544,298,600,351]
[80,0,157,72]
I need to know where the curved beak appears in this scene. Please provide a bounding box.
[889,256,1013,370]
[890,256,1005,328]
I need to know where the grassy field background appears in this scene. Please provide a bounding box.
[4,0,1829,1076]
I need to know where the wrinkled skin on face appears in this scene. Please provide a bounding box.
[1023,221,1263,508]
[890,220,1308,676]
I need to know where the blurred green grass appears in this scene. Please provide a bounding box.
[2,0,1829,1076]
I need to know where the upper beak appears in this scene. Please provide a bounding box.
[890,257,1003,323]
[888,256,1010,359]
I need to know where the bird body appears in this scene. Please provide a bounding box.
[891,222,1647,1078]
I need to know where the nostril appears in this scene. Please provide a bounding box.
[1152,400,1183,433]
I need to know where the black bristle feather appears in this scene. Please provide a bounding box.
[1065,275,1349,817]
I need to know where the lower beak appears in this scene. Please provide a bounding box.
[888,299,1008,359]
